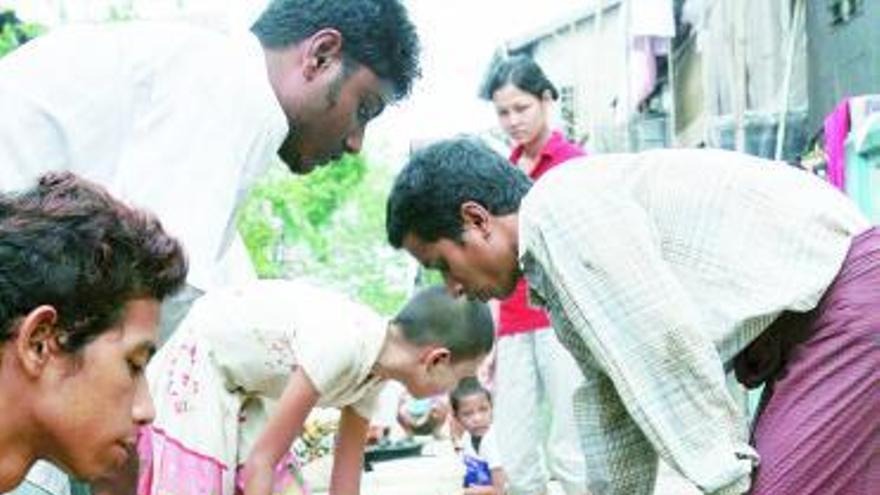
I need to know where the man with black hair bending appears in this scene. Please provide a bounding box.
[387,138,878,495]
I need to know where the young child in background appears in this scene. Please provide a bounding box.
[450,378,507,495]
[137,281,494,495]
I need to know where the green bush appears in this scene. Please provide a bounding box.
[238,155,412,315]
[238,154,366,276]
[0,9,44,58]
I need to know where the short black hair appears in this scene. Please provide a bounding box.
[251,0,421,100]
[0,172,188,352]
[392,285,494,362]
[479,54,558,101]
[450,376,491,416]
[386,137,532,248]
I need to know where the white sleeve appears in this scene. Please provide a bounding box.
[479,427,503,470]
[350,383,385,421]
[0,83,72,190]
[0,28,128,191]
[205,284,360,399]
[294,298,376,397]
[294,328,359,398]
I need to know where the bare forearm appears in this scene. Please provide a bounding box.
[242,456,275,495]
[244,369,320,495]
[329,406,369,495]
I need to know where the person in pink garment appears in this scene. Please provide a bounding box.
[478,55,588,495]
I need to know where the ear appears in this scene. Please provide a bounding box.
[423,347,452,369]
[460,201,492,238]
[302,28,344,80]
[14,305,60,377]
[541,89,554,103]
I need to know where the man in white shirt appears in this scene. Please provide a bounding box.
[0,1,420,493]
[0,0,419,334]
[386,138,878,495]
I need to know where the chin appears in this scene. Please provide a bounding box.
[495,283,517,299]
[288,161,314,175]
[279,153,311,174]
[291,156,340,175]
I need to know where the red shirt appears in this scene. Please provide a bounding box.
[498,131,586,336]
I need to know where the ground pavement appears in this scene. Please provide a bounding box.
[305,438,701,495]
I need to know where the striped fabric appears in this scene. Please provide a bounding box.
[517,149,870,494]
[749,227,880,495]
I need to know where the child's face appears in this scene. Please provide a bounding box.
[455,392,492,437]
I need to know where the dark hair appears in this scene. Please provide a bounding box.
[392,285,494,362]
[386,137,532,248]
[251,0,421,100]
[450,376,491,416]
[479,54,558,101]
[0,172,188,352]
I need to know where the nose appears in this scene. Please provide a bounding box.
[507,111,524,126]
[499,115,515,132]
[345,126,365,153]
[132,376,155,425]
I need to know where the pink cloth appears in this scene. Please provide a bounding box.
[137,426,307,495]
[137,426,226,495]
[823,99,851,191]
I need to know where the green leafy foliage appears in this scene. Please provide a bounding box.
[238,154,412,315]
[0,9,44,58]
[106,4,137,22]
[238,154,366,276]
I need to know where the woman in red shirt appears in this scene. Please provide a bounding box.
[479,55,589,495]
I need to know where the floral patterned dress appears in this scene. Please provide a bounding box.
[137,280,388,495]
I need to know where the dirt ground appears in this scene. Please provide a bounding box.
[305,438,700,495]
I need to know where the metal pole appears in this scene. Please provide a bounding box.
[774,0,805,161]
[667,34,677,147]
[732,0,748,153]
[591,0,604,149]
[622,0,631,151]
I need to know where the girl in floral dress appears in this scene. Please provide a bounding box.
[137,280,494,495]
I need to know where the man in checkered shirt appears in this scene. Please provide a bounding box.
[386,137,878,495]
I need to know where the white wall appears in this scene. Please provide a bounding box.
[527,3,629,151]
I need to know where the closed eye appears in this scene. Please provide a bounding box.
[128,360,145,377]
[126,343,154,377]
